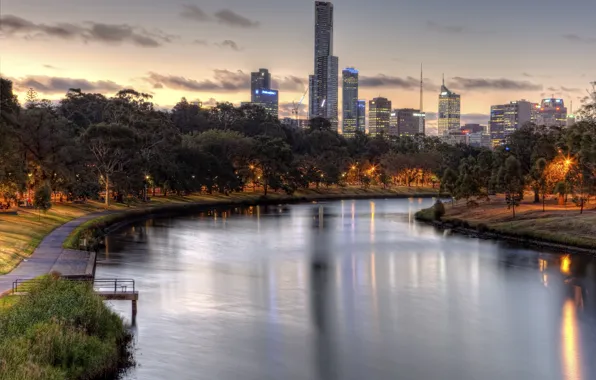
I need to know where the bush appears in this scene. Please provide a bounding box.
[0,277,131,380]
[433,200,446,220]
[477,223,489,233]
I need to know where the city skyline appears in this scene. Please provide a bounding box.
[1,0,595,134]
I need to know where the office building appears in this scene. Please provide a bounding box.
[441,131,469,146]
[251,69,271,102]
[310,1,339,129]
[389,109,425,137]
[342,68,359,137]
[489,100,532,146]
[357,100,366,133]
[461,124,487,134]
[369,97,392,136]
[281,118,309,129]
[536,98,567,127]
[438,78,461,135]
[252,89,279,118]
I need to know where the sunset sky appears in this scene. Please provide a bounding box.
[2,0,595,133]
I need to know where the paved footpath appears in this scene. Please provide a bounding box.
[0,211,111,296]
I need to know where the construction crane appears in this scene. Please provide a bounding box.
[291,84,309,122]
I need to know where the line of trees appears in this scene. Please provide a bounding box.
[440,85,596,217]
[0,78,479,208]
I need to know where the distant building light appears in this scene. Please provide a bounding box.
[261,90,277,95]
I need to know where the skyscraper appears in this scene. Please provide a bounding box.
[342,68,359,137]
[310,1,338,129]
[489,100,532,146]
[536,98,568,127]
[369,97,391,136]
[357,100,366,133]
[438,77,461,135]
[389,109,425,137]
[252,89,279,119]
[251,69,271,102]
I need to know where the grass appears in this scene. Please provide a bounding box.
[416,195,596,250]
[0,277,131,380]
[0,295,19,312]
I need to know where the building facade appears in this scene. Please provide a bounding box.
[342,68,359,137]
[489,100,532,147]
[252,89,279,118]
[536,98,567,127]
[389,109,425,137]
[438,81,461,136]
[251,69,271,102]
[310,1,338,129]
[441,131,469,146]
[357,100,366,133]
[369,97,392,136]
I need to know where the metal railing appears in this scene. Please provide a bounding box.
[11,278,136,294]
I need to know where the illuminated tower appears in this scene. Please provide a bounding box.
[342,68,359,137]
[369,97,392,136]
[438,75,461,135]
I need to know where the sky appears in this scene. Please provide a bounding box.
[1,0,595,134]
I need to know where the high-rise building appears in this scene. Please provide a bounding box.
[342,68,359,137]
[252,89,279,118]
[536,98,567,127]
[369,97,391,136]
[357,100,366,133]
[251,69,271,102]
[489,100,532,146]
[438,78,461,135]
[309,1,338,129]
[389,109,425,137]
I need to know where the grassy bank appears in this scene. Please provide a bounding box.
[415,196,596,251]
[0,277,131,380]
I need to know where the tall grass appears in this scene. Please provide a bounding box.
[0,277,131,380]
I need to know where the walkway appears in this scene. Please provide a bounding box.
[0,211,111,296]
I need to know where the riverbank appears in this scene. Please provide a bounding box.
[1,186,441,274]
[415,196,596,254]
[0,277,132,380]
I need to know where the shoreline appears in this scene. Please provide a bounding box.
[415,205,596,256]
[65,190,444,250]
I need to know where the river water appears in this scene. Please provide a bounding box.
[98,198,596,380]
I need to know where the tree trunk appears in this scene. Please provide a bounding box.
[558,194,565,206]
[105,174,110,209]
[263,179,268,196]
[533,188,540,203]
[512,203,515,218]
[542,194,545,212]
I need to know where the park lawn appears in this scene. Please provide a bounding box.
[0,295,19,311]
[439,195,596,249]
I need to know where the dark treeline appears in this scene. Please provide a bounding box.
[1,77,595,214]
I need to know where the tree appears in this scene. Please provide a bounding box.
[81,124,137,208]
[498,156,525,218]
[531,158,548,211]
[34,182,52,219]
[253,136,293,196]
[440,168,458,203]
[554,181,567,206]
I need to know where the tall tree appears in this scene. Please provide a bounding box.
[498,156,525,218]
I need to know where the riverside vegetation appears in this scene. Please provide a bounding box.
[0,276,131,380]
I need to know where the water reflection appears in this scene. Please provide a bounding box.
[98,199,596,380]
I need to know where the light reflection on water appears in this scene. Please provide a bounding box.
[98,199,596,380]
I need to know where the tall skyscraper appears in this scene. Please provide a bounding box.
[251,69,271,102]
[310,1,339,129]
[252,89,279,119]
[357,100,366,133]
[438,77,461,135]
[389,109,425,137]
[536,98,568,127]
[489,100,532,146]
[342,68,359,137]
[369,97,391,136]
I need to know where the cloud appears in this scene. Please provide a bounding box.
[273,76,307,92]
[359,74,438,91]
[0,14,175,47]
[180,5,211,22]
[216,40,242,51]
[192,39,208,45]
[461,113,490,125]
[214,10,259,28]
[43,64,59,70]
[11,75,123,94]
[562,34,596,44]
[201,98,218,107]
[179,5,259,28]
[448,77,542,91]
[143,70,250,93]
[426,21,465,34]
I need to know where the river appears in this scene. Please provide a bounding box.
[98,198,596,380]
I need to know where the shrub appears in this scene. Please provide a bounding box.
[433,200,446,220]
[0,278,131,380]
[477,223,489,233]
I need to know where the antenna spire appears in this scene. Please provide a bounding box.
[442,73,445,86]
